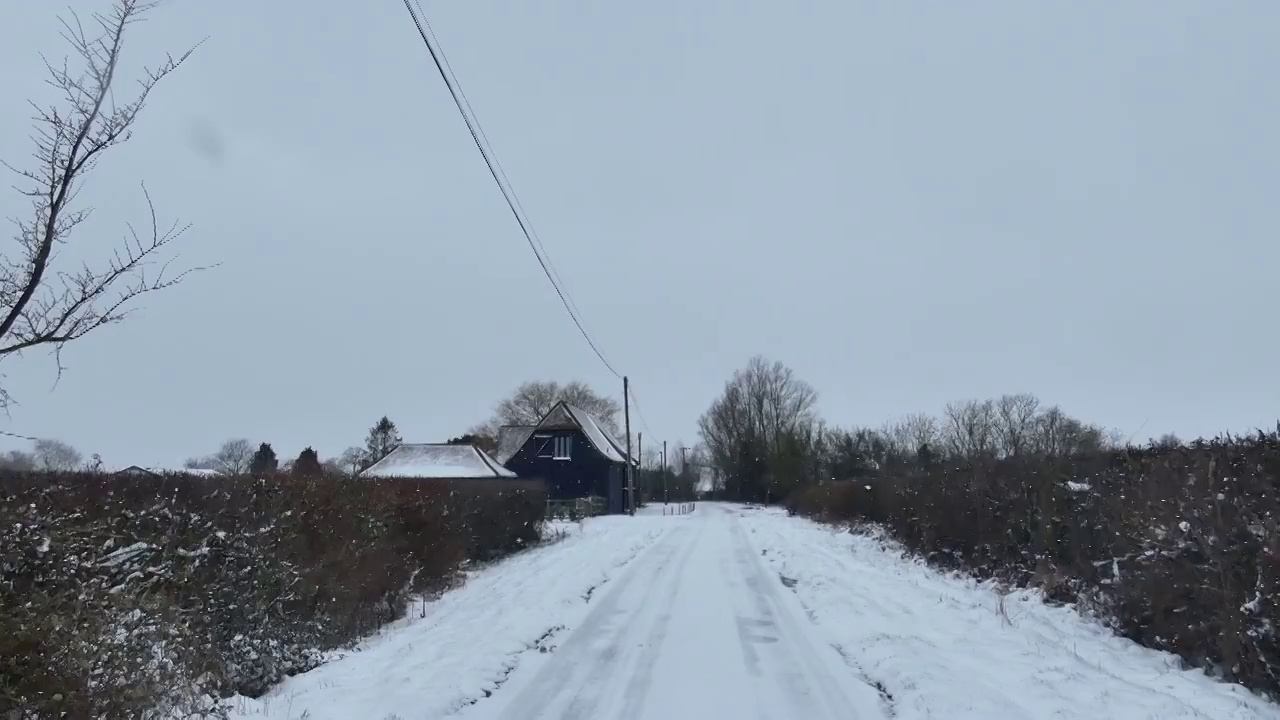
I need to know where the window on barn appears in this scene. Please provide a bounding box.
[554,435,572,460]
[534,434,554,458]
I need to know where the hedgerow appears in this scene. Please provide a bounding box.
[0,472,545,718]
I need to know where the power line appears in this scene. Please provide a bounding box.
[627,385,654,437]
[413,2,594,335]
[0,430,37,442]
[401,0,621,380]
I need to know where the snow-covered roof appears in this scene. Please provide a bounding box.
[117,465,223,478]
[494,425,534,464]
[496,402,637,466]
[563,404,636,465]
[505,402,637,466]
[361,444,517,479]
[175,468,224,478]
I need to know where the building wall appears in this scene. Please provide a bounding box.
[504,427,625,513]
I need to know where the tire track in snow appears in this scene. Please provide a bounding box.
[558,527,695,720]
[751,521,901,717]
[616,520,706,720]
[727,515,872,720]
[488,527,688,720]
[727,518,821,717]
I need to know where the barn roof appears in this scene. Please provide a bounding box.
[361,443,517,479]
[506,402,637,466]
[116,466,223,478]
[494,425,534,463]
[563,404,636,465]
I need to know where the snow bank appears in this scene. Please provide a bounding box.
[225,516,669,720]
[740,507,1279,720]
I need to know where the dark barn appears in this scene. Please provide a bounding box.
[501,402,636,514]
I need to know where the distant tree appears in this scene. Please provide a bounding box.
[87,453,105,473]
[990,393,1040,458]
[1152,432,1182,449]
[447,433,497,454]
[364,417,402,467]
[338,446,366,476]
[942,399,998,458]
[249,442,279,475]
[698,356,819,502]
[33,438,82,472]
[883,413,939,460]
[1030,406,1108,457]
[293,447,323,477]
[916,441,939,468]
[489,380,621,433]
[194,438,255,475]
[0,449,36,471]
[320,459,344,476]
[824,427,882,480]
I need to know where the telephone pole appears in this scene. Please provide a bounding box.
[662,440,668,505]
[637,432,643,508]
[623,376,634,516]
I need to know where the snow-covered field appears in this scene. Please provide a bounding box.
[227,504,1279,720]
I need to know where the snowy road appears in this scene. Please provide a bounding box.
[232,504,1279,720]
[460,504,881,720]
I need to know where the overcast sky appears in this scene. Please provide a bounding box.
[1,1,1276,467]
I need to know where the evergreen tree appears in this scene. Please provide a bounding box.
[364,416,402,468]
[249,442,279,476]
[293,446,323,477]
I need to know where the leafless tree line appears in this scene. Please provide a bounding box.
[698,357,1125,500]
[874,393,1117,461]
[0,437,85,472]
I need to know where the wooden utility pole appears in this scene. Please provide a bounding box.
[637,432,643,508]
[662,440,668,505]
[624,376,633,516]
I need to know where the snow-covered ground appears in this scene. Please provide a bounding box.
[227,516,665,719]
[228,504,1280,720]
[741,506,1279,720]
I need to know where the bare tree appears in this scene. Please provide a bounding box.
[0,1,202,405]
[641,446,662,470]
[492,380,621,432]
[883,413,940,456]
[1031,406,1108,457]
[338,446,366,477]
[0,448,37,471]
[698,356,819,501]
[191,438,254,475]
[33,438,82,471]
[942,399,998,458]
[995,393,1041,458]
